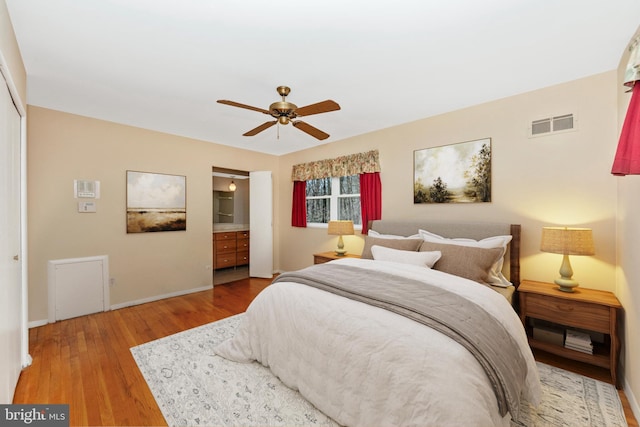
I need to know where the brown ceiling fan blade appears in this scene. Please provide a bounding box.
[217,99,271,115]
[295,100,340,117]
[292,121,330,140]
[243,121,277,136]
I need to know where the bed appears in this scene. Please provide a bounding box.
[214,220,541,427]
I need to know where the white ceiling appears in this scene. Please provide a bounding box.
[6,1,640,155]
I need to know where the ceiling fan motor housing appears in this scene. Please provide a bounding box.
[270,86,297,123]
[270,101,297,123]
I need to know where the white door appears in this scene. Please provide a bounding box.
[249,171,273,278]
[0,74,23,403]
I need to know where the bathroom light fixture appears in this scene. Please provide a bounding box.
[229,180,237,192]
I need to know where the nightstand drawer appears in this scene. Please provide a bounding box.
[526,293,610,332]
[314,254,332,264]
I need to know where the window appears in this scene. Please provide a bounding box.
[306,175,361,226]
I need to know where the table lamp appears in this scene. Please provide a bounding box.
[328,220,355,256]
[540,227,595,292]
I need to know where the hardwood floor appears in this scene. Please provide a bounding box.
[13,276,638,426]
[13,277,272,426]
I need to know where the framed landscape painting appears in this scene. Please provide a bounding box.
[126,171,186,233]
[414,138,491,204]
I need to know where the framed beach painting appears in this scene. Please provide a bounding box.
[414,138,491,204]
[126,171,187,233]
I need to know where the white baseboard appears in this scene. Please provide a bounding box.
[624,377,640,424]
[110,285,213,310]
[28,285,213,328]
[28,319,48,329]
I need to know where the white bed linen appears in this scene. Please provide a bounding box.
[214,258,541,427]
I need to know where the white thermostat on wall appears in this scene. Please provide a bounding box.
[74,179,100,198]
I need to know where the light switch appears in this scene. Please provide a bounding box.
[78,201,97,212]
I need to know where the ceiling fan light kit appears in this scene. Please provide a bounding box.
[217,86,340,140]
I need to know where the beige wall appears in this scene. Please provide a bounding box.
[615,27,640,417]
[0,0,26,104]
[27,106,280,322]
[280,72,619,295]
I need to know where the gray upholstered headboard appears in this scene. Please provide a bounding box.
[369,220,521,288]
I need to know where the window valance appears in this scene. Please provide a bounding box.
[291,149,380,181]
[624,37,640,88]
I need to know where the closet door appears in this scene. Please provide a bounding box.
[0,74,22,403]
[249,171,273,278]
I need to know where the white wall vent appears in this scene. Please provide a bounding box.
[528,113,577,137]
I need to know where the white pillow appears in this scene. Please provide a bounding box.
[371,245,441,268]
[418,229,513,287]
[368,229,422,240]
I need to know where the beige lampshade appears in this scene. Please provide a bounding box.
[540,227,595,256]
[327,220,355,236]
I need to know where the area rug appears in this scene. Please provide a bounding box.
[131,314,628,427]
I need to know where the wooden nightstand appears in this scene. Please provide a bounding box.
[313,251,361,264]
[518,280,622,388]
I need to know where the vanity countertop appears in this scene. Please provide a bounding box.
[213,223,250,232]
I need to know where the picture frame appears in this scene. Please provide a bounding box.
[126,170,186,233]
[414,138,491,204]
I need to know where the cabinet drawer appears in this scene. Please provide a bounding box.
[237,238,249,251]
[215,240,237,253]
[236,251,249,266]
[216,254,236,269]
[526,293,611,332]
[214,232,236,241]
[236,230,250,239]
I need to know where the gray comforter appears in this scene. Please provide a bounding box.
[274,263,527,418]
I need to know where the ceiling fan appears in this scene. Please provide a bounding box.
[217,86,340,140]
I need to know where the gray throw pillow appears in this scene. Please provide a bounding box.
[420,241,503,284]
[361,237,423,259]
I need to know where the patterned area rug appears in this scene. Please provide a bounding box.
[131,314,628,427]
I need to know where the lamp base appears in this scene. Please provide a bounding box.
[554,277,579,293]
[554,254,579,292]
[334,235,347,256]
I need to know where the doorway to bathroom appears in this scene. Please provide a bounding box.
[212,167,250,285]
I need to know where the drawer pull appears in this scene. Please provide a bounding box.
[555,303,574,312]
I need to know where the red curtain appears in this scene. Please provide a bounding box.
[360,172,382,235]
[612,82,640,175]
[291,180,307,227]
